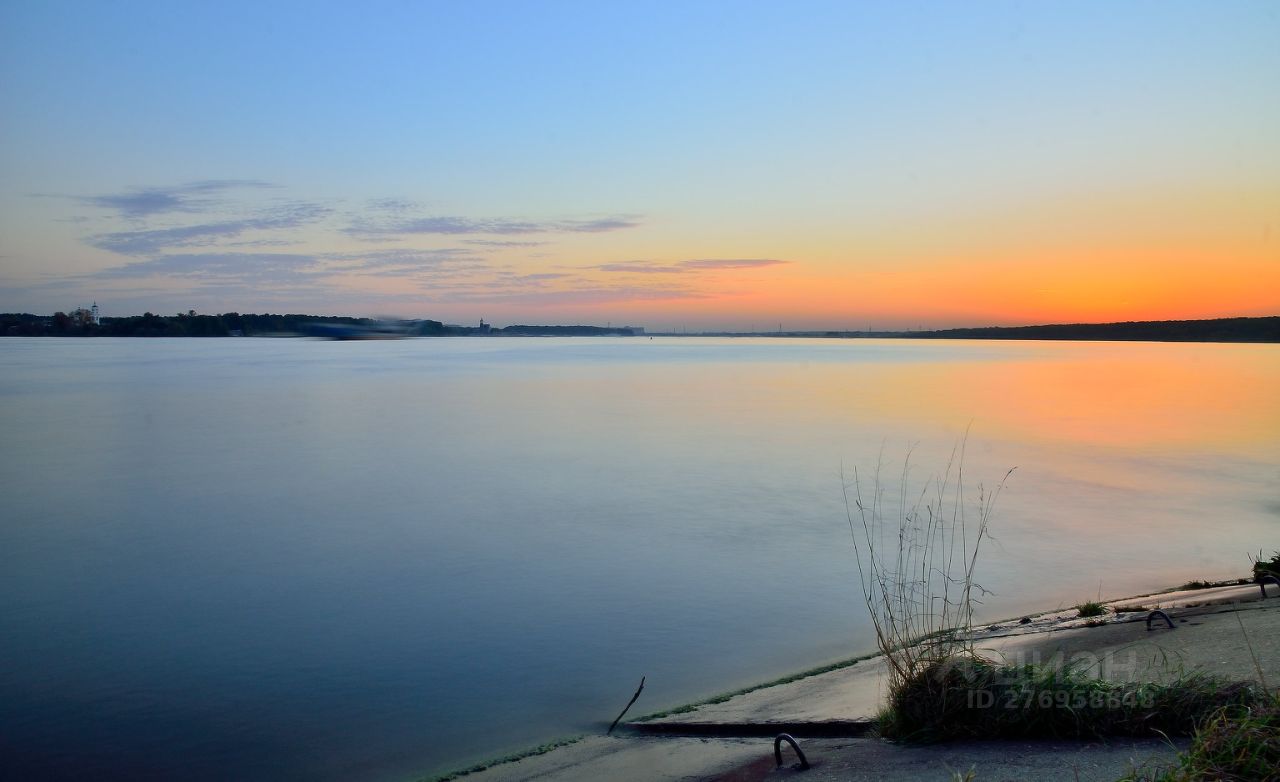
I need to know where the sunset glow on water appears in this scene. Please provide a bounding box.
[3,1,1279,779]
[2,337,1276,779]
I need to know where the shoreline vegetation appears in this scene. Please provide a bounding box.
[844,442,1279,780]
[427,545,1280,782]
[425,448,1278,781]
[837,444,1277,780]
[424,574,1278,782]
[0,311,641,338]
[624,576,1269,727]
[426,530,1279,780]
[2,312,1279,342]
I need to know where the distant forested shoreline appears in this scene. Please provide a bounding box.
[0,311,637,338]
[2,311,1277,342]
[891,316,1280,343]
[667,316,1280,343]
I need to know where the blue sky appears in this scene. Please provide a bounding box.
[2,1,1277,328]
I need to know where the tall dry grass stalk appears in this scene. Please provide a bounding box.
[842,437,1014,692]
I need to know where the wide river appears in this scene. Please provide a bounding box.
[2,337,1277,780]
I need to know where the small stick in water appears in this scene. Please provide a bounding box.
[607,676,646,735]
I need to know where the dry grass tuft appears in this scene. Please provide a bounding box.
[1121,694,1280,782]
[842,437,1013,696]
[880,657,1267,744]
[1075,601,1108,618]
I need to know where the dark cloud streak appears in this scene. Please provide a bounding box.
[79,180,277,218]
[345,214,641,239]
[91,252,321,281]
[322,248,487,277]
[89,203,332,255]
[464,239,549,248]
[679,258,790,270]
[596,258,790,273]
[596,262,687,274]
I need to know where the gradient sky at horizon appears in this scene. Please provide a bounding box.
[2,1,1277,330]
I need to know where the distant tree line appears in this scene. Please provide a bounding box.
[0,312,642,338]
[696,317,1280,343]
[0,312,448,337]
[4,312,1275,341]
[499,324,637,336]
[906,316,1280,343]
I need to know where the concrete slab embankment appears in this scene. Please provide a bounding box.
[453,736,765,782]
[977,597,1280,685]
[632,655,889,730]
[459,585,1278,781]
[635,596,1278,737]
[457,735,1184,782]
[709,738,1187,782]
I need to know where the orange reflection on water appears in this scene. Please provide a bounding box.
[783,341,1280,456]
[955,344,1280,453]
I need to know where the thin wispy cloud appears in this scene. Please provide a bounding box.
[454,271,577,292]
[438,284,704,306]
[36,178,749,316]
[563,217,641,233]
[91,252,323,284]
[89,202,332,255]
[596,262,686,274]
[357,266,492,279]
[345,214,641,239]
[513,273,569,282]
[90,245,495,283]
[464,239,549,248]
[323,248,488,278]
[679,258,790,270]
[365,197,420,213]
[92,223,259,255]
[79,180,277,218]
[222,239,297,248]
[595,258,791,273]
[29,172,800,322]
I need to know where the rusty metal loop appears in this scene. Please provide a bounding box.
[774,733,810,770]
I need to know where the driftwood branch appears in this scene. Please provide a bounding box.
[607,676,645,734]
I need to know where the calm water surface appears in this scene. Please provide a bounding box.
[2,337,1277,780]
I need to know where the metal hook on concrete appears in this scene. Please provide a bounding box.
[774,733,810,770]
[1259,575,1280,599]
[1146,610,1174,630]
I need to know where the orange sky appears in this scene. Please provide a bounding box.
[2,4,1277,329]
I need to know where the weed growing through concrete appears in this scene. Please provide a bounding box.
[879,656,1266,743]
[1120,693,1280,782]
[1251,550,1280,577]
[1075,601,1107,619]
[843,444,1279,751]
[841,437,1013,692]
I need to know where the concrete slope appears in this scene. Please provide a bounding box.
[459,586,1277,781]
[714,738,1185,782]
